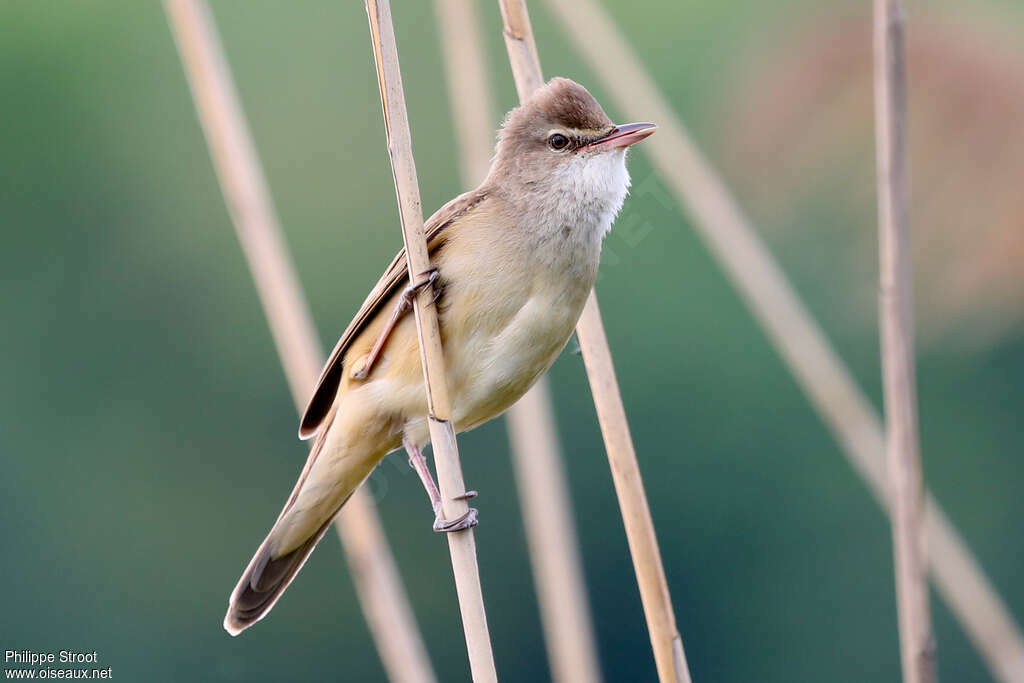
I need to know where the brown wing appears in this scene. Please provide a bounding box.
[297,188,488,439]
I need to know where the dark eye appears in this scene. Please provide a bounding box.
[548,133,569,151]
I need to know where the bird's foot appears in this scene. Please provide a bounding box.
[432,507,479,533]
[352,266,441,380]
[431,491,479,533]
[402,265,441,310]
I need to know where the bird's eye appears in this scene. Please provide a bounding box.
[547,133,570,151]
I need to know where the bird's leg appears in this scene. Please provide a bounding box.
[352,266,441,381]
[402,435,478,533]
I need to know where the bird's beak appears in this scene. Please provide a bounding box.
[584,122,657,151]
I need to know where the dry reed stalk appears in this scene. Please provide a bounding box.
[433,0,494,185]
[574,297,691,683]
[365,1,498,680]
[162,2,436,682]
[497,2,692,682]
[544,0,1024,679]
[434,2,604,680]
[505,386,604,683]
[873,1,936,680]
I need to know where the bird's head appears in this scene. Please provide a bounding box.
[489,78,655,208]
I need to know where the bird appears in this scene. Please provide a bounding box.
[224,77,656,635]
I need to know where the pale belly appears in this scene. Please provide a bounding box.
[450,290,585,431]
[389,190,611,447]
[399,265,593,445]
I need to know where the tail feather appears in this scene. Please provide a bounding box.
[224,404,365,636]
[223,510,341,636]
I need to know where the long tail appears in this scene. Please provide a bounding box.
[223,504,344,636]
[223,407,372,635]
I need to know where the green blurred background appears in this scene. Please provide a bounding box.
[3,1,1022,681]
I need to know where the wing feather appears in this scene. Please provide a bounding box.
[297,188,487,439]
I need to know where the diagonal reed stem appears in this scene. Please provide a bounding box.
[505,385,605,683]
[544,0,1024,679]
[162,2,436,682]
[497,2,692,682]
[873,1,936,680]
[365,1,498,680]
[434,2,604,680]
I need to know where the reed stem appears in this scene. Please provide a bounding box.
[873,1,936,680]
[365,1,498,680]
[497,2,692,682]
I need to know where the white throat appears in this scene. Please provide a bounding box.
[550,148,631,243]
[502,148,631,278]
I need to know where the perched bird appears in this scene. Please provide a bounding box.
[224,77,655,635]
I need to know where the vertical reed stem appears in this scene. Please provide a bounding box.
[162,2,436,681]
[497,2,692,682]
[873,1,936,680]
[434,3,604,679]
[365,1,498,680]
